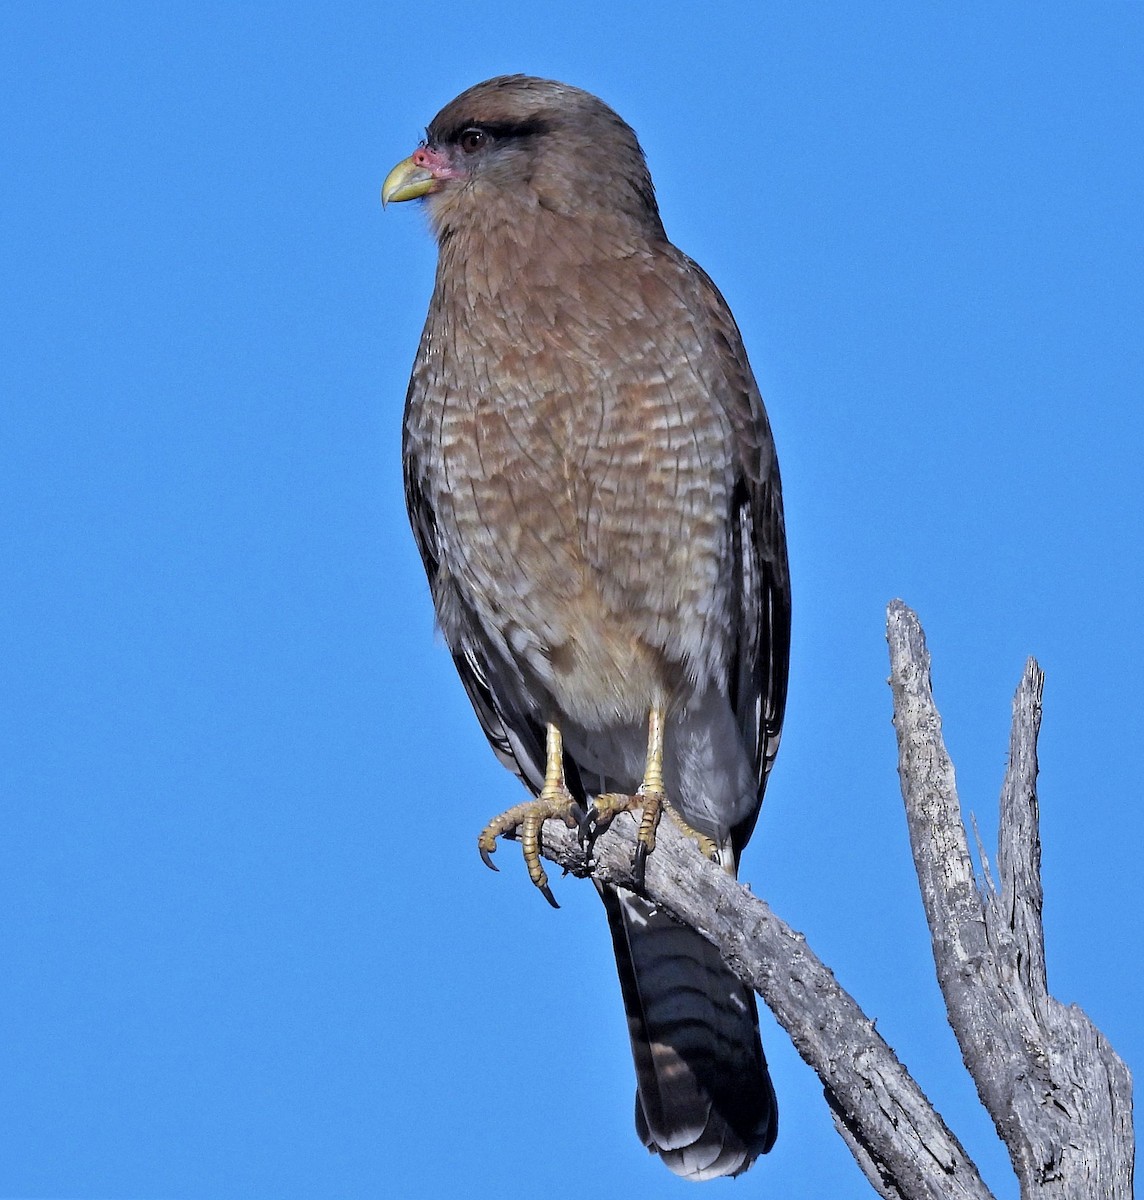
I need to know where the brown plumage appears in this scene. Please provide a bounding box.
[384,75,790,1180]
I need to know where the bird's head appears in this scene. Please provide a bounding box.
[382,75,665,243]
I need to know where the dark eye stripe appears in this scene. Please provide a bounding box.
[435,117,551,146]
[473,118,549,140]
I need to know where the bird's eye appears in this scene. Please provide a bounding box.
[459,127,488,153]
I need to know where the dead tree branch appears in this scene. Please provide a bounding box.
[525,601,1132,1197]
[886,599,1133,1199]
[538,807,993,1199]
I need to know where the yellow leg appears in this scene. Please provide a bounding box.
[591,707,718,884]
[539,722,567,804]
[477,722,578,908]
[634,706,666,869]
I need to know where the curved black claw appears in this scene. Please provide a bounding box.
[633,839,650,891]
[479,847,499,872]
[577,806,599,847]
[540,883,560,910]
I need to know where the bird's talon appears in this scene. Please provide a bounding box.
[633,840,650,889]
[577,806,599,846]
[478,778,578,904]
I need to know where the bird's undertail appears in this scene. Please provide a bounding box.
[601,885,777,1181]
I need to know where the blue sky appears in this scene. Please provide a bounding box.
[2,4,1141,1197]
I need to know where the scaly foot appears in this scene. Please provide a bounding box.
[585,709,719,888]
[477,723,578,908]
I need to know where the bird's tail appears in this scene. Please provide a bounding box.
[600,885,777,1180]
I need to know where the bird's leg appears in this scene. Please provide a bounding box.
[632,705,667,883]
[590,707,719,887]
[477,722,578,909]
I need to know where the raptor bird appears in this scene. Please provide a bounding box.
[383,75,790,1181]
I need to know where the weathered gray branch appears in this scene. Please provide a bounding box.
[522,601,1131,1197]
[886,599,1134,1199]
[538,808,993,1199]
[538,813,995,1191]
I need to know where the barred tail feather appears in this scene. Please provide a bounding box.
[601,886,777,1181]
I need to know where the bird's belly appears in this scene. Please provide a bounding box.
[454,519,677,729]
[428,375,734,732]
[534,582,672,725]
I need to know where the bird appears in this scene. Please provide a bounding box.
[383,75,790,1181]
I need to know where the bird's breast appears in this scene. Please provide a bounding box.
[407,253,739,722]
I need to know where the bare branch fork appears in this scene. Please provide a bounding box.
[532,600,1133,1198]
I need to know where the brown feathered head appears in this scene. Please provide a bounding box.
[382,75,665,242]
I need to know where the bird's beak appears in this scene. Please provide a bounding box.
[382,156,436,206]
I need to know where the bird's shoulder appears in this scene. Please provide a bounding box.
[643,244,778,481]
